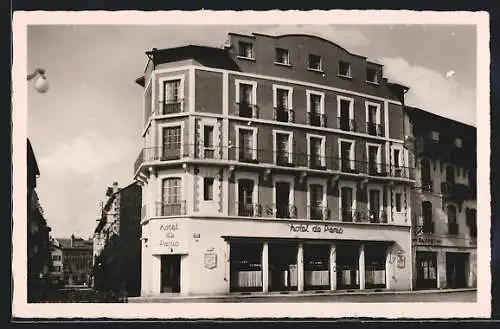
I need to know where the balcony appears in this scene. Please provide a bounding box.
[155,201,187,217]
[156,99,184,115]
[236,202,262,217]
[308,206,331,221]
[366,122,384,137]
[421,180,433,192]
[448,222,459,235]
[337,117,357,132]
[441,182,475,202]
[308,112,327,127]
[274,107,295,123]
[341,208,353,222]
[422,221,435,234]
[134,145,415,181]
[235,102,259,119]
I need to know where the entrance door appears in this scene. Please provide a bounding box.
[446,253,468,289]
[161,255,181,293]
[415,251,437,289]
[275,182,290,218]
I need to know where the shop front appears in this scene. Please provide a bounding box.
[141,217,412,296]
[412,234,476,290]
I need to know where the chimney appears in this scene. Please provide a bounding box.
[112,182,119,193]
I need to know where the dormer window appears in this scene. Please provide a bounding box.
[454,137,463,148]
[308,54,322,71]
[339,61,352,78]
[366,68,379,84]
[238,41,254,59]
[275,48,290,65]
[430,131,440,142]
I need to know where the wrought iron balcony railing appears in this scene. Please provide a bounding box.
[421,180,433,192]
[274,107,295,123]
[134,145,416,180]
[366,122,385,137]
[235,102,259,119]
[308,112,327,127]
[155,201,187,217]
[337,117,357,132]
[236,202,262,217]
[308,205,331,221]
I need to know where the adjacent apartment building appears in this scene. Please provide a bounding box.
[93,181,142,296]
[58,235,93,286]
[134,32,415,296]
[408,106,477,290]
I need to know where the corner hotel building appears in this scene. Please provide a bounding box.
[134,32,415,296]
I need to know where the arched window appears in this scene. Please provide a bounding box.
[420,159,431,188]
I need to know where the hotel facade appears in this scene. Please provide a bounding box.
[408,107,477,290]
[134,33,416,296]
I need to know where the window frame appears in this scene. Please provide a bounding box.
[306,177,328,220]
[203,177,215,201]
[306,90,325,115]
[366,67,379,84]
[307,133,326,167]
[338,138,356,170]
[366,142,383,174]
[338,60,352,78]
[235,125,258,161]
[159,122,185,159]
[237,41,255,60]
[307,54,323,71]
[336,95,355,120]
[272,84,294,110]
[273,129,293,165]
[275,47,290,66]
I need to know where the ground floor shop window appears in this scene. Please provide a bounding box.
[446,252,469,289]
[336,243,360,289]
[415,251,437,289]
[304,244,330,290]
[269,242,298,291]
[364,243,387,288]
[229,242,263,292]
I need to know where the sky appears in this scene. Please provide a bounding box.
[26,23,477,240]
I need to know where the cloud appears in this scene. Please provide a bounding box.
[258,25,371,50]
[378,57,476,126]
[39,132,136,176]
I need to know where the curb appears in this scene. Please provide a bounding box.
[128,288,476,302]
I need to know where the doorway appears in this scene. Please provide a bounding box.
[446,252,468,289]
[268,243,298,291]
[161,255,181,293]
[336,243,360,289]
[415,251,437,289]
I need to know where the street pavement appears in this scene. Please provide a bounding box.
[129,290,476,303]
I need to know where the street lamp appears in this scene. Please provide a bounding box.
[27,68,49,93]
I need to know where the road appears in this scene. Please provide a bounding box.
[129,290,476,303]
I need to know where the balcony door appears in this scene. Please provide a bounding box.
[239,84,253,117]
[422,201,433,233]
[161,178,181,216]
[238,179,254,216]
[340,141,353,171]
[446,165,455,184]
[309,184,324,220]
[368,145,379,174]
[420,159,432,188]
[367,105,378,135]
[275,182,290,218]
[341,187,353,222]
[163,80,181,114]
[368,189,380,223]
[275,133,290,165]
[162,126,181,160]
[239,129,254,162]
[309,137,323,168]
[339,99,351,131]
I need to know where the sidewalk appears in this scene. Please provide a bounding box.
[128,287,477,302]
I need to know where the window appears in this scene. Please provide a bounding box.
[338,97,355,131]
[340,140,355,171]
[455,137,463,148]
[422,201,433,233]
[275,48,290,65]
[341,187,353,222]
[162,126,181,160]
[447,205,458,235]
[308,135,325,169]
[366,104,380,136]
[366,67,379,83]
[368,189,381,222]
[339,61,352,77]
[161,178,182,215]
[307,91,325,127]
[430,131,440,142]
[276,88,290,109]
[236,81,257,118]
[238,179,255,216]
[238,127,257,162]
[163,79,182,114]
[395,193,402,212]
[274,86,293,122]
[308,54,322,71]
[238,41,254,59]
[367,144,381,175]
[275,132,292,165]
[203,177,214,201]
[203,125,214,158]
[309,184,324,220]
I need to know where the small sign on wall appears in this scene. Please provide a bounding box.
[204,250,217,269]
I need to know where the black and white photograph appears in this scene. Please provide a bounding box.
[12,10,490,319]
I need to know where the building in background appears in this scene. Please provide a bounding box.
[407,106,477,290]
[133,32,415,296]
[93,182,142,296]
[27,138,52,301]
[49,237,64,285]
[58,235,93,286]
